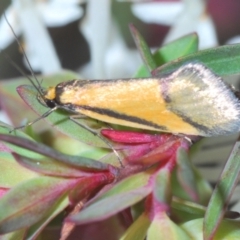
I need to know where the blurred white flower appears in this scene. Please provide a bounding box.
[131,0,218,49]
[132,1,183,25]
[38,0,84,27]
[1,0,140,79]
[0,0,84,74]
[80,0,141,79]
[226,36,240,45]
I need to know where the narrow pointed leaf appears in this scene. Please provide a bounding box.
[13,153,96,177]
[182,218,240,240]
[120,213,150,240]
[0,122,42,159]
[153,43,240,77]
[193,167,212,205]
[0,134,109,171]
[212,219,240,239]
[67,169,155,224]
[130,24,157,73]
[92,167,156,202]
[26,195,68,240]
[0,229,27,240]
[153,168,171,205]
[134,33,198,77]
[0,152,39,188]
[147,212,191,240]
[171,197,206,221]
[180,218,203,239]
[176,148,198,201]
[0,176,79,234]
[69,172,115,204]
[68,185,152,225]
[204,138,240,240]
[0,124,40,187]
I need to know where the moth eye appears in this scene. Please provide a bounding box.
[45,99,56,108]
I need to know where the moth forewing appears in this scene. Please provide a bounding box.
[40,63,240,137]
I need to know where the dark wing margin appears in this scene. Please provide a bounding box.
[161,63,240,136]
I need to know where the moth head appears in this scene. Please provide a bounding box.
[37,87,57,109]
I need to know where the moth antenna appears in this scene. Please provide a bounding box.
[3,53,41,90]
[3,12,44,98]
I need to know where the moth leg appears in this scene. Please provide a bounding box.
[70,114,98,135]
[10,107,58,133]
[70,115,124,167]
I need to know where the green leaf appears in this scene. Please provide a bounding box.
[13,153,97,177]
[0,122,43,159]
[0,152,39,188]
[93,167,155,202]
[147,212,191,240]
[153,43,240,77]
[193,167,212,205]
[171,197,206,222]
[176,148,198,202]
[0,176,78,234]
[180,218,204,240]
[181,218,240,240]
[213,219,240,239]
[68,185,151,225]
[203,138,240,240]
[0,134,109,171]
[0,229,27,240]
[120,213,150,240]
[172,159,212,205]
[130,24,157,73]
[67,169,155,224]
[153,168,171,205]
[0,124,39,188]
[134,33,198,77]
[69,172,114,204]
[26,195,68,240]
